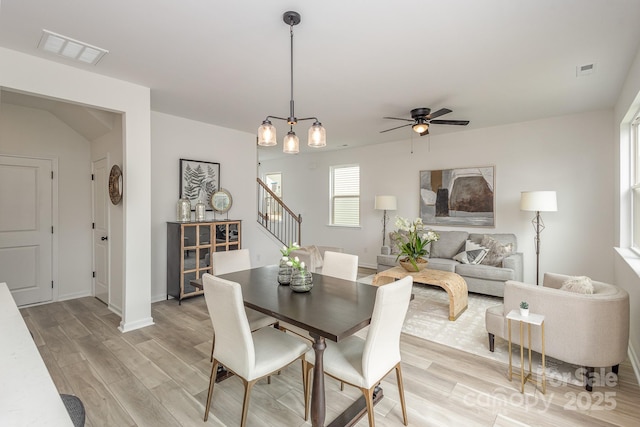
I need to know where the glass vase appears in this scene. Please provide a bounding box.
[176,197,191,222]
[277,259,292,285]
[194,199,206,222]
[290,269,313,292]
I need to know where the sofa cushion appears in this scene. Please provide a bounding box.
[480,235,513,267]
[455,263,516,281]
[425,258,458,273]
[388,230,409,255]
[429,231,469,259]
[560,276,594,294]
[470,233,517,252]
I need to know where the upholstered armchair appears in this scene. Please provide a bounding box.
[485,272,629,391]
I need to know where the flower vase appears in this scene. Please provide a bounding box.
[290,269,313,292]
[399,257,428,272]
[277,259,293,285]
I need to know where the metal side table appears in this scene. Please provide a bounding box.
[507,309,546,394]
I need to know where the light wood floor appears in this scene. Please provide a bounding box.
[21,289,640,426]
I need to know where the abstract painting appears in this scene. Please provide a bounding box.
[419,166,495,227]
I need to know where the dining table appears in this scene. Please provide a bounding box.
[214,265,380,427]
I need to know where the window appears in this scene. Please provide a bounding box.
[632,116,640,253]
[331,165,360,226]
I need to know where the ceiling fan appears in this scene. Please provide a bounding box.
[380,107,469,136]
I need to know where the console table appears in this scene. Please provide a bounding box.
[373,266,468,320]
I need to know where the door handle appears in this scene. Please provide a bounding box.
[101,236,108,241]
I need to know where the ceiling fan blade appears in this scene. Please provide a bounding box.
[380,123,413,133]
[383,116,414,122]
[430,119,470,126]
[428,108,452,119]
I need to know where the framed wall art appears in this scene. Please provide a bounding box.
[179,158,220,210]
[419,166,495,227]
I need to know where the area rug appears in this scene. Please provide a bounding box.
[357,274,583,386]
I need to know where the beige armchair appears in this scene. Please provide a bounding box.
[485,272,629,391]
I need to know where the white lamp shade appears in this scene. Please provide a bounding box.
[520,191,557,212]
[282,131,299,154]
[375,195,397,210]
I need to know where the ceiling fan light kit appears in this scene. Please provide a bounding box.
[381,107,469,136]
[257,11,326,153]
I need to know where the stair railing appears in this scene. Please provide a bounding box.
[256,178,301,246]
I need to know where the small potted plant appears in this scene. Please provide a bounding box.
[519,301,529,317]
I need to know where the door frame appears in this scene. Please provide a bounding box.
[0,153,59,305]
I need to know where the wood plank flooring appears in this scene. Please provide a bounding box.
[20,280,640,426]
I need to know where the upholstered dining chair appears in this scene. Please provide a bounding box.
[202,274,311,426]
[321,251,359,281]
[303,275,413,426]
[209,249,277,361]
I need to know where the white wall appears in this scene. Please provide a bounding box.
[0,47,152,332]
[150,112,280,302]
[0,103,93,300]
[614,44,640,378]
[260,109,615,285]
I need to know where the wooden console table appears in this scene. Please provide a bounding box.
[373,266,468,320]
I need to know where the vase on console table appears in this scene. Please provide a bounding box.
[399,257,428,272]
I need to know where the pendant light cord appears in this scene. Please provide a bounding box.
[289,21,295,123]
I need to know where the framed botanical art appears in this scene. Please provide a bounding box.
[419,166,495,227]
[179,158,220,210]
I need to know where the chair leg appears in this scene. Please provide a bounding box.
[585,366,594,392]
[395,363,408,425]
[240,379,256,427]
[488,333,495,352]
[360,386,376,427]
[204,360,219,421]
[210,334,215,362]
[340,381,344,391]
[303,361,313,421]
[612,364,619,375]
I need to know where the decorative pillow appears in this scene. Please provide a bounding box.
[453,248,488,264]
[560,276,594,294]
[480,235,513,267]
[389,231,409,255]
[453,240,488,265]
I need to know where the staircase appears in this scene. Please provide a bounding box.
[256,178,301,246]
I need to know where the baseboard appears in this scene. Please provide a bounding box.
[629,343,640,387]
[151,293,170,303]
[118,316,154,333]
[57,290,92,301]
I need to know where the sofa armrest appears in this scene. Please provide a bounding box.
[502,252,523,281]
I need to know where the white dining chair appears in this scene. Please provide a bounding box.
[303,275,413,426]
[209,249,277,361]
[202,274,311,426]
[321,251,359,281]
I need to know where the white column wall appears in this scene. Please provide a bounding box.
[0,47,152,332]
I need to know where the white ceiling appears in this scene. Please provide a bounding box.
[1,0,639,156]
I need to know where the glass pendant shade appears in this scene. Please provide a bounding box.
[257,120,277,146]
[412,120,429,134]
[283,131,300,154]
[308,121,326,147]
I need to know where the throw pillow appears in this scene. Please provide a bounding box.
[480,235,513,267]
[389,230,409,255]
[453,248,488,264]
[560,276,594,294]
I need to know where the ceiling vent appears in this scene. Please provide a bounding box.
[38,30,108,65]
[576,63,596,77]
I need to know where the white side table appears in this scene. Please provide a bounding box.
[506,309,546,394]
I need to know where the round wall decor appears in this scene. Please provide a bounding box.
[109,165,123,205]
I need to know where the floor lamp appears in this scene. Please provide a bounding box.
[374,195,397,254]
[520,191,557,286]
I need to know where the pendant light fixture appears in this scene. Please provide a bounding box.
[257,11,326,153]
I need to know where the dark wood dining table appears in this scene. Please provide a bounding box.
[213,265,380,427]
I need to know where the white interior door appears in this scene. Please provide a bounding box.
[0,155,53,306]
[92,158,109,304]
